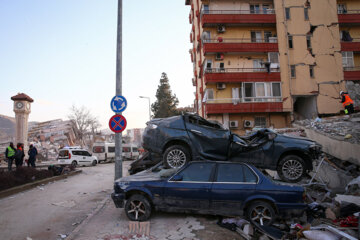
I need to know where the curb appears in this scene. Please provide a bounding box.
[66,195,111,240]
[0,169,82,199]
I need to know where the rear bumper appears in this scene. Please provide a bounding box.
[111,192,125,208]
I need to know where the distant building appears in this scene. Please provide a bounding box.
[126,128,145,146]
[186,0,358,134]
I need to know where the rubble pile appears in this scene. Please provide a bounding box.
[295,113,360,144]
[217,157,360,240]
[28,119,80,161]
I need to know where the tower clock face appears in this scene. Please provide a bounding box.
[16,102,24,109]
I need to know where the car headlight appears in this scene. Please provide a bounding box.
[118,181,130,189]
[148,124,158,129]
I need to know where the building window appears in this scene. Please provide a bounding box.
[310,65,315,78]
[290,65,296,78]
[250,4,260,14]
[337,4,347,14]
[264,31,272,43]
[244,83,255,101]
[251,31,262,42]
[272,82,281,97]
[342,52,354,69]
[288,35,293,49]
[202,4,209,14]
[306,35,312,49]
[285,8,290,20]
[304,8,309,20]
[207,88,214,100]
[255,117,266,128]
[268,52,279,64]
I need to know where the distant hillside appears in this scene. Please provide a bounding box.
[0,114,15,139]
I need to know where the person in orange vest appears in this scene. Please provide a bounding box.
[340,91,354,114]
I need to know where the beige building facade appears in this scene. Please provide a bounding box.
[186,0,359,134]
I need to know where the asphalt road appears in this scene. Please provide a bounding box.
[0,162,119,240]
[0,162,241,240]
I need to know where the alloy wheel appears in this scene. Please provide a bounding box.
[250,205,273,226]
[127,200,146,220]
[281,159,303,181]
[167,149,186,168]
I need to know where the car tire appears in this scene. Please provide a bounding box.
[163,145,190,169]
[71,161,77,167]
[277,155,306,183]
[246,201,275,226]
[125,194,151,221]
[92,160,97,166]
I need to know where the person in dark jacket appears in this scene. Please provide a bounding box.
[340,91,354,114]
[5,142,16,171]
[14,143,25,168]
[28,144,38,168]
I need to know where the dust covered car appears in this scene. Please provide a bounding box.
[142,114,322,182]
[112,161,306,224]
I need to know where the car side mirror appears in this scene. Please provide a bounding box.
[172,175,183,181]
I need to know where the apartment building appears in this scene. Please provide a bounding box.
[186,0,359,133]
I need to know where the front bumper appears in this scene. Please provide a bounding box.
[111,192,125,208]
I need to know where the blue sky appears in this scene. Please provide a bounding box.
[0,0,193,130]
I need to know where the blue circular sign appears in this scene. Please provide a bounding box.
[110,95,127,113]
[109,115,127,133]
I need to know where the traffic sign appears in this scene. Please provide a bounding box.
[110,95,127,113]
[109,115,127,133]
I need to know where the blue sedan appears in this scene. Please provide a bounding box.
[112,162,306,225]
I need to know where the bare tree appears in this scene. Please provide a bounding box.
[68,105,100,146]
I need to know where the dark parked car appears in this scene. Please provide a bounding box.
[112,161,306,225]
[142,114,322,182]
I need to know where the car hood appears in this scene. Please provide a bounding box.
[275,134,316,145]
[115,169,170,183]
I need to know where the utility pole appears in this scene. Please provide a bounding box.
[115,0,123,180]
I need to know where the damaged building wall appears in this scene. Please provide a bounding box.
[346,81,360,108]
[274,0,346,118]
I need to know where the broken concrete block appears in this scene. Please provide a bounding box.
[335,195,360,206]
[242,224,253,236]
[325,208,336,220]
[344,134,352,139]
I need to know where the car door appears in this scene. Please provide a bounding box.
[164,162,215,211]
[210,163,258,216]
[78,151,90,165]
[185,115,230,161]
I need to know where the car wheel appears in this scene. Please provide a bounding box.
[92,160,97,166]
[247,201,275,226]
[71,161,77,167]
[125,194,151,221]
[163,145,190,169]
[277,155,306,182]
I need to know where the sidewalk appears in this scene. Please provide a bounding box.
[68,196,241,240]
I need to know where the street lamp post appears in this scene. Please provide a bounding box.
[139,96,151,121]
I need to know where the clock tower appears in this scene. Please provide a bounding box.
[11,93,34,150]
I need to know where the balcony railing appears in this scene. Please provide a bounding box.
[204,37,278,43]
[343,66,360,71]
[341,38,360,42]
[201,9,275,15]
[205,68,280,73]
[205,97,282,104]
[338,10,360,14]
[341,38,360,51]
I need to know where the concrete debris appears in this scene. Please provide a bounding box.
[51,200,76,208]
[303,230,339,240]
[295,113,360,145]
[58,234,67,239]
[334,195,360,206]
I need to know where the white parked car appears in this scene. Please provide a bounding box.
[58,147,98,167]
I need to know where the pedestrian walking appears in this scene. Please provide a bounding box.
[5,142,16,171]
[340,91,354,115]
[14,143,25,168]
[28,144,38,168]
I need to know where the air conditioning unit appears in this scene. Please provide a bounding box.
[216,83,226,90]
[216,53,224,60]
[229,121,238,128]
[217,25,226,33]
[244,120,254,128]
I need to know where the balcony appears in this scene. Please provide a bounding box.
[204,68,280,84]
[203,38,278,54]
[341,38,360,52]
[338,10,360,25]
[343,66,360,81]
[201,10,276,27]
[205,98,283,114]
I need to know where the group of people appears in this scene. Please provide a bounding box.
[5,142,38,171]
